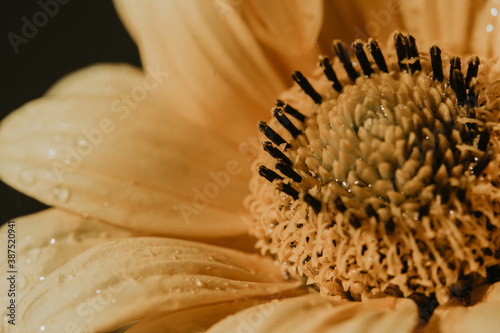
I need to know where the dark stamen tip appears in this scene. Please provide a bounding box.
[472,155,492,176]
[278,183,299,200]
[258,165,283,183]
[257,121,290,149]
[394,32,408,72]
[275,99,306,122]
[274,107,302,138]
[352,40,373,77]
[478,130,491,152]
[405,34,421,72]
[368,38,388,73]
[262,141,293,165]
[319,56,342,92]
[451,70,467,107]
[332,39,359,81]
[450,56,462,83]
[430,45,444,81]
[465,56,480,89]
[276,161,302,183]
[304,193,322,214]
[292,71,322,104]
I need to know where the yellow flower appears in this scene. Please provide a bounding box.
[0,1,499,332]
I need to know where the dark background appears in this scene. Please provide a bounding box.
[1,1,141,223]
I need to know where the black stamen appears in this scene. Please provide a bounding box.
[335,196,347,212]
[258,122,290,149]
[465,56,480,89]
[275,100,306,122]
[292,71,322,104]
[472,155,491,176]
[450,56,461,82]
[394,32,408,72]
[349,213,361,229]
[368,38,388,73]
[278,183,299,200]
[274,107,302,138]
[319,56,342,92]
[430,45,444,81]
[262,141,293,165]
[276,161,302,183]
[304,194,322,214]
[478,130,490,151]
[405,34,421,72]
[258,165,283,182]
[451,70,467,106]
[332,40,359,81]
[352,40,373,77]
[468,87,479,108]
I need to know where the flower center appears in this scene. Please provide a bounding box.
[247,32,500,306]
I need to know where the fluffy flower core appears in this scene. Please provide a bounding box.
[247,33,500,305]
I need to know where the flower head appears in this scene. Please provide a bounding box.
[0,1,500,332]
[248,32,500,306]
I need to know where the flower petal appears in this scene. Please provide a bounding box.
[17,237,302,332]
[397,0,500,58]
[207,294,419,333]
[470,0,500,58]
[124,299,273,333]
[425,282,500,333]
[0,209,135,331]
[0,64,251,237]
[114,0,324,146]
[318,0,405,51]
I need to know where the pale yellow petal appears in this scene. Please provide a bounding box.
[425,281,500,333]
[240,0,323,75]
[114,0,324,147]
[0,209,135,331]
[125,299,273,333]
[17,237,302,332]
[46,63,144,97]
[207,294,419,333]
[318,0,405,52]
[0,64,250,237]
[470,0,500,58]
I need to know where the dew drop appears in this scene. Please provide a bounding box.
[18,169,36,185]
[50,238,55,245]
[52,186,70,202]
[190,277,203,287]
[76,136,90,149]
[59,273,75,283]
[47,148,57,159]
[103,202,110,208]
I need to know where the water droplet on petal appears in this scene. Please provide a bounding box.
[18,169,36,185]
[47,148,57,159]
[59,273,75,283]
[103,202,109,208]
[76,136,89,149]
[52,186,70,202]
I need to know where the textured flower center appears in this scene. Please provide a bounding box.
[247,33,500,305]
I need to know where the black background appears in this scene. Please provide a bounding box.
[1,0,141,223]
